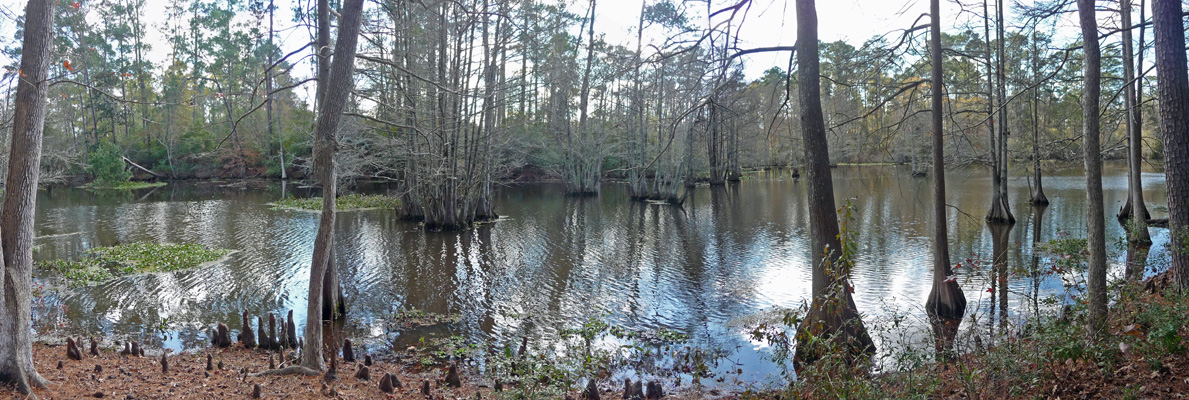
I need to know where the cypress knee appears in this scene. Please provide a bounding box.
[257,317,267,351]
[268,313,278,350]
[241,310,256,349]
[342,338,355,362]
[646,381,663,399]
[582,379,599,400]
[286,310,297,349]
[215,323,232,348]
[379,373,394,393]
[445,362,461,387]
[66,337,82,361]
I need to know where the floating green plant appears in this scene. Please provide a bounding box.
[39,242,232,286]
[82,181,168,190]
[271,193,400,211]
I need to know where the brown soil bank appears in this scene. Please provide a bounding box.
[4,343,736,399]
[9,344,496,399]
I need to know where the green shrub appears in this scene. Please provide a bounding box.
[86,142,131,186]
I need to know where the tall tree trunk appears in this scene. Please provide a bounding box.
[571,0,598,195]
[630,0,646,199]
[315,0,331,111]
[995,0,1011,218]
[302,0,364,371]
[132,2,149,147]
[1030,30,1048,205]
[792,0,873,372]
[985,0,1013,224]
[1120,0,1150,243]
[0,0,55,394]
[1152,0,1189,289]
[1076,0,1108,335]
[476,0,498,220]
[925,0,965,356]
[269,0,285,180]
[313,0,343,321]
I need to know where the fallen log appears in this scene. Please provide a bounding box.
[122,156,163,178]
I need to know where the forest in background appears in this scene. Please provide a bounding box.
[0,0,1184,395]
[0,0,1169,189]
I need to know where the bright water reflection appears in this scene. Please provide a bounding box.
[30,162,1170,384]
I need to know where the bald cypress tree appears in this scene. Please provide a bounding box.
[791,0,874,372]
[924,0,965,354]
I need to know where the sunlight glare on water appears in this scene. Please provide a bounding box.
[30,162,1170,385]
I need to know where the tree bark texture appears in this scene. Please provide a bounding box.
[924,0,965,355]
[1152,0,1189,289]
[0,0,55,394]
[1120,0,1150,243]
[1077,0,1108,334]
[792,0,873,373]
[302,0,364,371]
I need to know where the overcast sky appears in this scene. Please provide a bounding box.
[0,0,1110,84]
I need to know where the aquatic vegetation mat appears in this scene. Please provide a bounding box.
[82,181,168,190]
[272,193,400,211]
[39,242,233,286]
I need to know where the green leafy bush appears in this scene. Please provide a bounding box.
[86,142,131,187]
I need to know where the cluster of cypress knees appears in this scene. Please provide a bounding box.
[61,310,667,398]
[578,377,665,400]
[210,310,299,351]
[210,309,465,397]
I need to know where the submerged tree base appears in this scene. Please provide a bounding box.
[1031,191,1050,206]
[793,292,876,375]
[985,196,1016,224]
[925,280,967,322]
[768,278,1189,399]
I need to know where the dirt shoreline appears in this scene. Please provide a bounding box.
[15,342,494,399]
[7,342,727,399]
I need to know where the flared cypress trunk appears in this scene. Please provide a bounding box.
[925,0,966,356]
[792,0,874,372]
[1119,0,1151,244]
[1030,31,1048,205]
